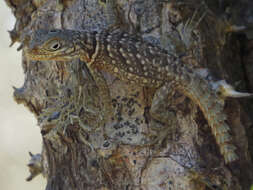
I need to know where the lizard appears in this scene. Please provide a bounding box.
[24,28,251,164]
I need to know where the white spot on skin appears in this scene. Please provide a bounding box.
[126,60,131,64]
[127,73,133,78]
[141,60,145,65]
[136,54,141,59]
[107,44,112,51]
[129,67,133,72]
[114,67,119,73]
[144,72,148,76]
[143,66,147,71]
[112,60,116,64]
[120,48,124,52]
[143,79,148,83]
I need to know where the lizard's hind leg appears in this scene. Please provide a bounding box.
[148,83,179,146]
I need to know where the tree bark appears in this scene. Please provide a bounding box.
[5,0,253,189]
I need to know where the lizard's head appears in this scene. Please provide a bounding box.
[25,29,82,61]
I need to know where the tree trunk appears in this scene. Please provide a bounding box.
[5,0,253,189]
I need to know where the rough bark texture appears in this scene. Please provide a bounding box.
[5,0,253,189]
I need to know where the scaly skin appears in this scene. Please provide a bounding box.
[25,28,238,163]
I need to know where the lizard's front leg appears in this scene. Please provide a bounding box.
[148,82,179,146]
[89,68,113,130]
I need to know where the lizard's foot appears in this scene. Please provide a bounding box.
[38,102,98,152]
[177,7,207,50]
[145,122,177,148]
[143,109,179,149]
[188,169,223,190]
[38,99,94,137]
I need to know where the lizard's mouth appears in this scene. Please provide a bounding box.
[27,53,58,61]
[26,49,70,61]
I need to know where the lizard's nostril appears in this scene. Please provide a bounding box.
[49,29,58,33]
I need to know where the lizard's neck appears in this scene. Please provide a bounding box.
[76,31,98,66]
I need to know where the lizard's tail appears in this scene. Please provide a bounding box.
[178,70,238,164]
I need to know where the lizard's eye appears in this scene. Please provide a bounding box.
[49,42,61,51]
